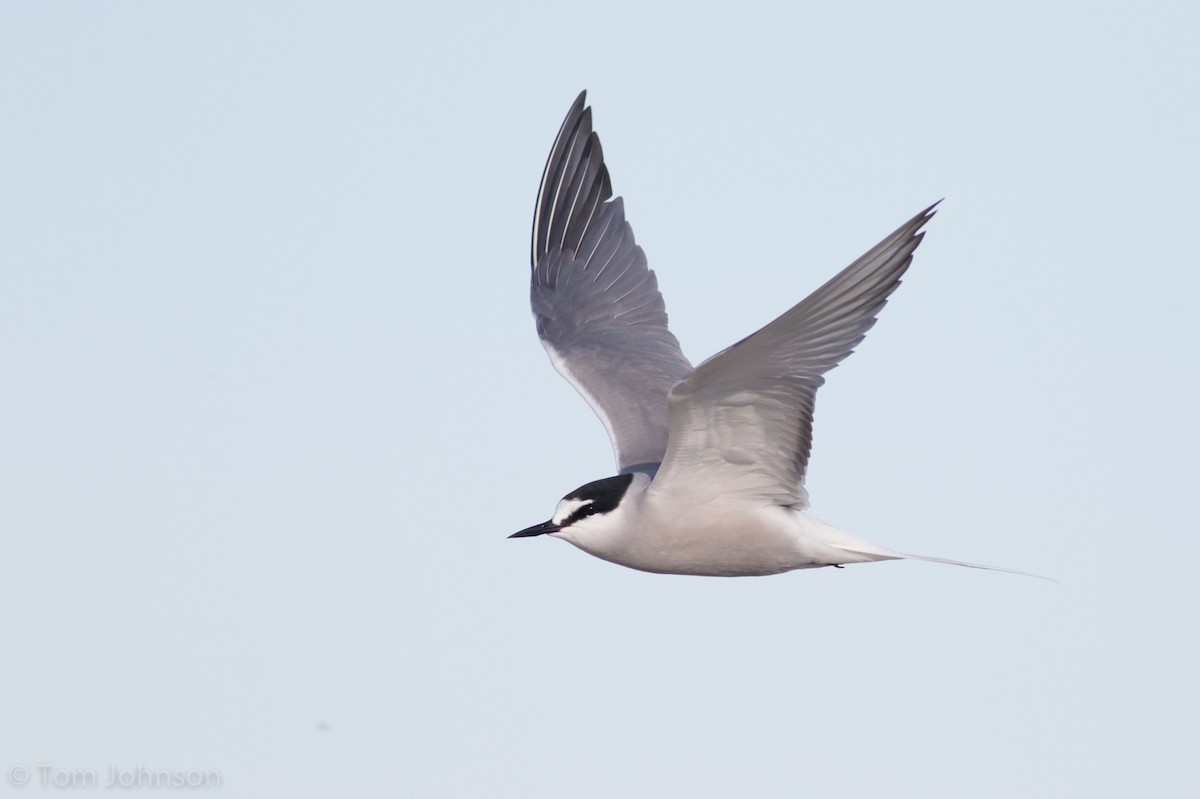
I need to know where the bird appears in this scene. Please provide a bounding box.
[510,92,1031,579]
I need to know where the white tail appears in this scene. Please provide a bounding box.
[899,552,1056,582]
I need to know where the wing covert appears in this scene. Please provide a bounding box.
[651,204,938,507]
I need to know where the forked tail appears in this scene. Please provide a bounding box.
[899,552,1056,582]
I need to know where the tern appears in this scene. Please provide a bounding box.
[511,92,1026,578]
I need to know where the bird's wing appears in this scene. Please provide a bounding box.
[650,204,937,508]
[530,92,693,473]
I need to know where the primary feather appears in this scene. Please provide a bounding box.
[530,91,692,473]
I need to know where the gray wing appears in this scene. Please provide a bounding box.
[531,92,693,473]
[651,204,937,508]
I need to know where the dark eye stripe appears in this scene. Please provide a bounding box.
[558,474,634,526]
[565,503,597,526]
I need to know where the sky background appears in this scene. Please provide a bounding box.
[2,1,1197,796]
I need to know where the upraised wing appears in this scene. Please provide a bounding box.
[530,92,693,473]
[650,204,938,507]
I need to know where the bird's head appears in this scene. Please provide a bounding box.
[509,473,642,546]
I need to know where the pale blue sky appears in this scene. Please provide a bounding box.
[2,1,1197,797]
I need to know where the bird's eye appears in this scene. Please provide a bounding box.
[566,502,599,525]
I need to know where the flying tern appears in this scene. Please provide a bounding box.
[511,92,1028,579]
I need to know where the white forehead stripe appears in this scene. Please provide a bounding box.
[552,497,593,525]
